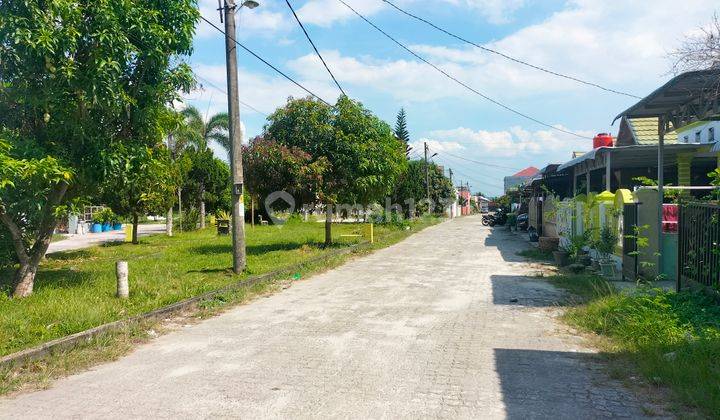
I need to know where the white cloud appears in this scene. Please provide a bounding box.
[296,0,527,28]
[296,0,386,27]
[426,125,594,159]
[409,139,465,154]
[190,63,338,116]
[444,0,526,24]
[288,0,719,104]
[195,0,290,39]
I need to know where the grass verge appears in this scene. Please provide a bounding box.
[549,273,720,417]
[0,216,441,395]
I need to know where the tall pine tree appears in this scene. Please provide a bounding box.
[394,108,411,158]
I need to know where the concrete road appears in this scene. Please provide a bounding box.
[1,216,659,419]
[47,224,166,254]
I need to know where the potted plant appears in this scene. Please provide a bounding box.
[98,208,114,232]
[595,226,618,278]
[216,210,230,235]
[552,247,570,266]
[112,214,123,231]
[91,213,103,233]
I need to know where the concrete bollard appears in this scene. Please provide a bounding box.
[116,261,129,298]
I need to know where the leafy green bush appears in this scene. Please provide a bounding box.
[180,208,200,231]
[0,226,16,269]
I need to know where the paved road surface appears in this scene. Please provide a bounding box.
[47,224,166,254]
[1,216,658,419]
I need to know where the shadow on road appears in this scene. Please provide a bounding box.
[483,228,528,263]
[490,274,563,307]
[494,348,636,419]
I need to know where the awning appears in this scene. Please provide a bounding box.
[613,70,720,127]
[557,144,705,172]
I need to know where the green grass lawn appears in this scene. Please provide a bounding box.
[0,218,435,358]
[550,274,720,417]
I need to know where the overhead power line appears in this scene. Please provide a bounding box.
[199,15,332,106]
[429,146,521,172]
[381,0,641,99]
[122,30,270,117]
[336,0,592,140]
[445,165,504,190]
[194,73,269,116]
[285,0,347,97]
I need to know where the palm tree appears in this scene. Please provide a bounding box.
[177,106,230,228]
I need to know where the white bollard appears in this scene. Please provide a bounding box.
[116,261,129,298]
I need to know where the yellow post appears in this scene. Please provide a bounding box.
[369,223,374,244]
[124,224,133,242]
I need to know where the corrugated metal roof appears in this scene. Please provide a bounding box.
[614,70,720,123]
[627,118,678,145]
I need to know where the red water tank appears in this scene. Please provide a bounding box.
[593,133,614,149]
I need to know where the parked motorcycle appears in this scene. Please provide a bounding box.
[482,209,507,227]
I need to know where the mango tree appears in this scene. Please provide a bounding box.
[0,0,198,297]
[100,145,179,244]
[265,96,407,244]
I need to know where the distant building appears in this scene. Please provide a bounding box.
[503,166,539,193]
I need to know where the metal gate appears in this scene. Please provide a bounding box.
[622,203,638,281]
[678,202,720,290]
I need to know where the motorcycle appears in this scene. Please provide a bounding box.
[482,209,507,227]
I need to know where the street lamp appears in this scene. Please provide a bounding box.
[240,0,259,8]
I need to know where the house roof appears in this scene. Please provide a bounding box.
[557,143,705,172]
[626,117,678,145]
[613,69,720,127]
[510,166,539,177]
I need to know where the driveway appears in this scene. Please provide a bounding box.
[1,216,659,419]
[47,224,166,254]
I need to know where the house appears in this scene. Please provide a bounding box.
[532,70,720,286]
[476,195,491,213]
[503,166,539,193]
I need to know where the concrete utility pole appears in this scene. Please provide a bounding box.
[424,142,430,202]
[222,0,248,273]
[448,168,454,218]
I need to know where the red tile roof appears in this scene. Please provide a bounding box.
[511,166,539,177]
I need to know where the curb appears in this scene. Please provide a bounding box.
[0,243,363,370]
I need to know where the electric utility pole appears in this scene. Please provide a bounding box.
[222,0,246,273]
[424,142,430,202]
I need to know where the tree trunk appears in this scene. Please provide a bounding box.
[166,207,173,237]
[325,203,333,246]
[199,183,206,229]
[1,182,68,298]
[13,261,37,298]
[132,213,139,244]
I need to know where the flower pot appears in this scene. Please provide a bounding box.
[113,223,123,231]
[553,250,570,267]
[91,223,103,233]
[102,223,111,232]
[599,262,616,278]
[216,219,230,235]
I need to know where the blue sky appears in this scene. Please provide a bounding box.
[185,0,718,196]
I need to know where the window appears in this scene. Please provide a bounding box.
[695,131,702,143]
[709,127,715,142]
[683,135,689,143]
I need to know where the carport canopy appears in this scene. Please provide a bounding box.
[612,69,720,278]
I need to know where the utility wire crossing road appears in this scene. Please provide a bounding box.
[0,216,661,418]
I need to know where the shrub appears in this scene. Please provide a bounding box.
[181,208,200,231]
